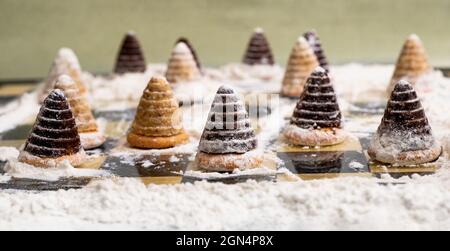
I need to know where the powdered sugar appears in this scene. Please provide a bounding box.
[0,173,449,230]
[0,147,20,161]
[0,92,39,133]
[3,158,110,182]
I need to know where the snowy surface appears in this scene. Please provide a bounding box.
[0,63,450,230]
[0,174,449,231]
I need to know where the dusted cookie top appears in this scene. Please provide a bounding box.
[242,28,275,65]
[304,30,330,72]
[24,90,82,158]
[378,80,435,151]
[199,85,257,154]
[176,37,202,72]
[290,67,342,129]
[114,32,147,74]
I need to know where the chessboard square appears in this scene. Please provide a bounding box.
[78,155,107,169]
[278,150,369,174]
[0,140,25,148]
[0,83,36,96]
[278,135,362,153]
[103,121,132,138]
[0,177,92,191]
[182,175,275,184]
[94,108,136,122]
[297,173,373,181]
[347,101,386,117]
[0,124,32,140]
[0,96,17,106]
[140,176,183,185]
[369,161,438,176]
[101,154,190,178]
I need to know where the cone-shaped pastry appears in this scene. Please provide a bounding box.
[176,37,202,72]
[114,32,147,74]
[18,90,87,167]
[242,28,275,65]
[39,48,86,103]
[196,86,262,171]
[304,31,330,72]
[281,37,319,97]
[368,80,441,165]
[387,34,432,94]
[127,77,188,149]
[165,42,201,83]
[54,75,105,150]
[283,67,346,146]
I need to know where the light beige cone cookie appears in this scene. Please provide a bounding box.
[165,42,201,83]
[387,34,432,94]
[127,77,188,149]
[54,75,105,150]
[39,48,87,103]
[281,37,319,97]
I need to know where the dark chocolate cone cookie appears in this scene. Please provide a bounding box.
[114,32,147,74]
[242,28,275,65]
[18,90,87,167]
[283,67,347,146]
[368,80,441,165]
[196,86,262,171]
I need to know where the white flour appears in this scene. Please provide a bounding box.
[0,172,449,230]
[0,63,450,230]
[0,147,20,161]
[3,159,110,182]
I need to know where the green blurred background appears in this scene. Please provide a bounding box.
[0,0,449,79]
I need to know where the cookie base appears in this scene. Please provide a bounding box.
[368,138,442,165]
[127,131,189,149]
[17,150,88,168]
[283,125,347,146]
[80,131,106,150]
[195,151,263,172]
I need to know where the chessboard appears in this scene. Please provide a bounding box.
[0,73,447,191]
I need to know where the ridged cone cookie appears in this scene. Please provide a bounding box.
[304,30,330,72]
[127,77,188,149]
[283,67,347,147]
[242,28,275,65]
[387,34,432,94]
[165,42,201,83]
[369,80,441,165]
[18,90,87,168]
[54,75,105,150]
[281,37,319,97]
[176,37,202,72]
[195,86,262,171]
[114,32,147,74]
[39,48,86,103]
